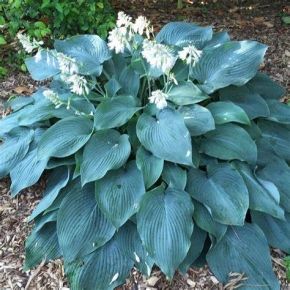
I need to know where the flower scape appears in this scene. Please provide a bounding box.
[1,11,290,290]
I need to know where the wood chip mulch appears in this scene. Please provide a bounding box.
[1,0,290,289]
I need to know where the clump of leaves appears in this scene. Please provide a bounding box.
[1,12,289,290]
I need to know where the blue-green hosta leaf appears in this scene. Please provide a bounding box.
[25,50,60,81]
[201,123,257,164]
[258,119,290,161]
[137,186,194,278]
[46,157,75,169]
[167,81,209,105]
[178,104,215,136]
[33,211,58,233]
[257,158,290,212]
[179,225,207,274]
[24,221,60,270]
[81,130,131,185]
[207,224,280,290]
[252,211,290,253]
[104,78,121,97]
[94,95,141,130]
[28,166,70,221]
[205,31,230,48]
[207,101,250,125]
[7,96,34,111]
[57,182,115,262]
[266,99,290,124]
[232,162,284,219]
[156,22,213,48]
[95,161,145,228]
[186,164,249,225]
[10,129,49,195]
[54,35,111,75]
[191,41,267,94]
[68,227,134,290]
[136,108,193,166]
[162,162,187,190]
[246,72,285,100]
[0,127,34,178]
[193,201,227,242]
[219,85,270,119]
[38,116,93,159]
[136,146,164,189]
[116,221,154,276]
[118,67,140,98]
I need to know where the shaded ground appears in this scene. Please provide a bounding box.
[1,0,290,289]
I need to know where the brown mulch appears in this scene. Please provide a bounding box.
[1,0,290,289]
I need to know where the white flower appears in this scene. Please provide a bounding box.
[57,52,79,74]
[133,16,150,36]
[17,33,43,53]
[43,89,62,108]
[149,90,168,110]
[67,74,90,95]
[178,45,202,66]
[108,26,129,54]
[142,40,177,74]
[116,11,132,28]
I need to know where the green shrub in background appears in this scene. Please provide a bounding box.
[0,0,115,75]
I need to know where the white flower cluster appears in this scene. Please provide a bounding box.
[43,89,63,108]
[17,33,43,53]
[108,12,152,54]
[57,52,79,75]
[178,45,202,66]
[142,40,177,74]
[149,90,168,110]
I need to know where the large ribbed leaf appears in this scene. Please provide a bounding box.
[167,81,209,105]
[57,182,115,262]
[68,227,134,290]
[24,221,60,270]
[118,67,140,98]
[80,130,131,185]
[205,31,230,47]
[116,222,154,276]
[137,186,194,278]
[201,123,257,164]
[207,224,280,290]
[257,158,290,212]
[219,85,270,119]
[0,127,34,178]
[233,162,284,219]
[136,146,164,189]
[25,50,60,81]
[38,116,93,159]
[95,161,145,228]
[191,41,267,93]
[246,72,285,100]
[186,164,249,225]
[258,119,290,161]
[266,99,290,124]
[7,96,34,111]
[193,201,227,241]
[10,146,48,196]
[179,226,207,274]
[252,211,290,253]
[94,95,141,130]
[178,104,215,136]
[156,22,213,48]
[136,108,193,166]
[29,166,70,221]
[162,162,187,190]
[207,101,250,125]
[54,35,111,75]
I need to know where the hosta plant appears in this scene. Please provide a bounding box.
[1,12,290,290]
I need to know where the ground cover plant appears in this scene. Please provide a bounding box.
[0,11,290,290]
